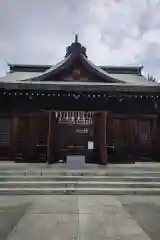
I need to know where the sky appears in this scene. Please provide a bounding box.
[0,0,160,79]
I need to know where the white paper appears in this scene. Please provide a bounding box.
[88,141,94,150]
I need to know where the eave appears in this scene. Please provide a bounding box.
[0,81,160,93]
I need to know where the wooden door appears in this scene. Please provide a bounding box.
[139,120,151,146]
[130,119,152,158]
[0,118,11,159]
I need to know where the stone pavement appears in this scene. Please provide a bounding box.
[0,195,159,240]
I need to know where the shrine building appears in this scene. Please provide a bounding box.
[0,35,160,164]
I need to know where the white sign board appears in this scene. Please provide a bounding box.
[88,141,94,150]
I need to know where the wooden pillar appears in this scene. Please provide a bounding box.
[47,111,58,164]
[151,118,158,157]
[93,112,99,163]
[100,112,107,164]
[10,115,19,158]
[28,114,37,161]
[47,111,52,163]
[151,118,157,143]
[93,111,108,165]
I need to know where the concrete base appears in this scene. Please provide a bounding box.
[66,155,86,168]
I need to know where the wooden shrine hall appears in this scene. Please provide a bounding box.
[0,35,160,164]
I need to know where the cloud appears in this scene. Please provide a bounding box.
[0,0,160,80]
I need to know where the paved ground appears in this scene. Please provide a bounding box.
[0,195,159,240]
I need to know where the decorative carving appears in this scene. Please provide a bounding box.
[72,68,81,80]
[64,68,88,81]
[65,35,87,58]
[147,74,157,82]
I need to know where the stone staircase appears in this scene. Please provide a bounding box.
[0,166,160,195]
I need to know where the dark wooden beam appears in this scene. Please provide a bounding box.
[110,113,158,119]
[99,112,107,165]
[47,111,52,163]
[10,116,19,158]
[93,112,108,165]
[47,111,58,164]
[28,114,37,161]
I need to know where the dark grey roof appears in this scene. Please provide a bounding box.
[8,64,50,73]
[100,66,143,75]
[0,80,160,93]
[0,71,151,85]
[6,39,134,83]
[0,38,155,87]
[8,63,143,75]
[15,53,124,83]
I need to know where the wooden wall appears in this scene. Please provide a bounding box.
[107,114,158,162]
[0,112,159,162]
[0,118,11,160]
[0,113,49,161]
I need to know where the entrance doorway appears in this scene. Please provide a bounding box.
[55,111,94,164]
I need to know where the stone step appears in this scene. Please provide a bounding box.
[0,175,160,182]
[0,181,160,189]
[0,170,160,177]
[0,187,160,195]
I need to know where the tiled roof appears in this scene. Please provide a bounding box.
[0,38,157,88]
[0,80,159,92]
[1,70,154,86]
